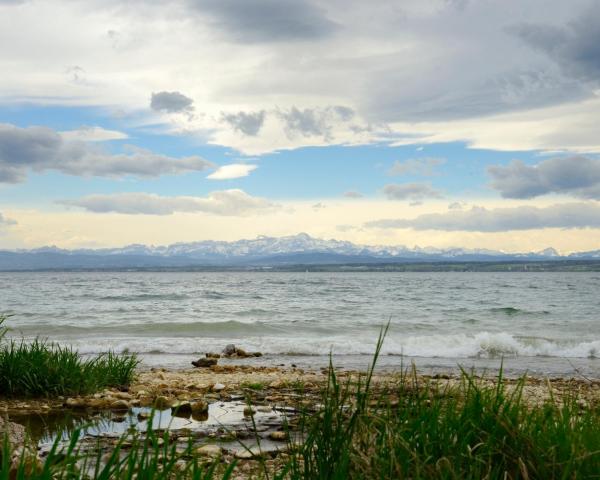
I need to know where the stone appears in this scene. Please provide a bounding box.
[222,344,237,356]
[269,380,286,389]
[137,411,152,421]
[195,444,222,459]
[235,348,248,357]
[110,400,130,411]
[269,431,288,441]
[212,383,226,392]
[205,352,221,359]
[153,396,172,409]
[234,448,262,459]
[253,352,263,357]
[64,397,86,408]
[192,358,218,368]
[0,417,25,447]
[243,406,256,417]
[171,401,193,416]
[191,400,209,414]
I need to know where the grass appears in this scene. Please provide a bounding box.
[2,324,600,478]
[0,314,139,397]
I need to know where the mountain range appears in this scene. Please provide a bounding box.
[1,233,599,270]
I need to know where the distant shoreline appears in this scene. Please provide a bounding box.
[1,260,600,272]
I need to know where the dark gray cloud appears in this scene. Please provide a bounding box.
[388,157,446,176]
[190,0,337,43]
[365,203,600,232]
[488,156,600,199]
[60,190,279,216]
[222,110,266,136]
[383,183,443,201]
[0,123,213,183]
[508,4,600,81]
[279,106,355,139]
[150,91,194,113]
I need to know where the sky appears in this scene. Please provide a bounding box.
[0,0,599,253]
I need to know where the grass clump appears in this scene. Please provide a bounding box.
[0,315,139,397]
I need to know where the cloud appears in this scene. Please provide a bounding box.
[343,191,363,198]
[60,126,128,142]
[222,111,265,136]
[365,203,600,232]
[150,91,194,113]
[190,0,337,43]
[383,183,443,201]
[336,224,360,232]
[279,106,355,139]
[206,163,257,180]
[0,212,16,227]
[388,157,446,176]
[60,189,279,216]
[508,4,600,81]
[0,123,213,182]
[488,156,600,199]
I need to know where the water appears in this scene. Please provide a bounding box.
[1,272,599,377]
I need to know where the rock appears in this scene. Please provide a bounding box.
[243,406,256,417]
[192,358,218,368]
[235,348,248,357]
[195,444,222,459]
[212,383,226,392]
[110,400,130,411]
[253,352,263,357]
[113,392,132,400]
[171,401,193,416]
[222,344,237,356]
[234,448,263,459]
[0,417,25,447]
[191,400,209,414]
[269,380,286,389]
[137,411,152,421]
[153,396,172,409]
[64,397,86,408]
[205,352,221,359]
[269,431,288,441]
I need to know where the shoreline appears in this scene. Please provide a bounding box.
[3,360,600,416]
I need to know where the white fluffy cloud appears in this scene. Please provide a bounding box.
[366,202,600,232]
[206,164,257,180]
[60,190,279,216]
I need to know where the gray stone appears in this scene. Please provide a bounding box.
[0,417,26,447]
[222,344,237,356]
[192,357,218,368]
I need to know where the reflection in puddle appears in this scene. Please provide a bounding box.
[9,401,297,455]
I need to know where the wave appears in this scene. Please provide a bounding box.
[489,307,550,316]
[44,331,600,360]
[10,320,289,337]
[97,293,190,301]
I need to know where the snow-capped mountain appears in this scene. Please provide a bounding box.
[2,233,599,270]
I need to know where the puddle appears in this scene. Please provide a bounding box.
[9,400,298,456]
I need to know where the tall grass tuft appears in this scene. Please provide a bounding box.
[0,314,139,397]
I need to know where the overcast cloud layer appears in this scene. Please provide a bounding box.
[1,0,599,154]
